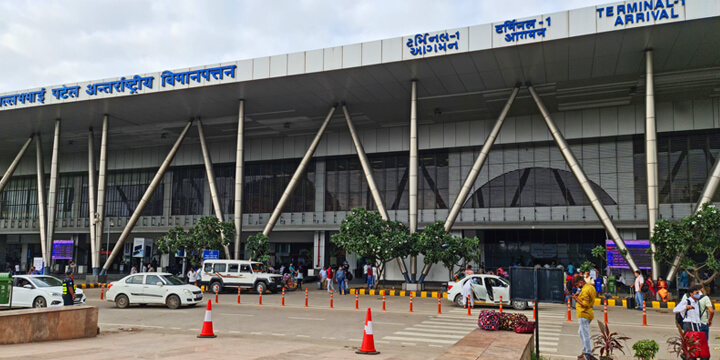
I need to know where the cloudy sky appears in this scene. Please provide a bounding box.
[0,0,609,92]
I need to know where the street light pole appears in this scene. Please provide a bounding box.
[106,219,112,266]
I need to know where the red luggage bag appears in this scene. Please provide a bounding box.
[684,323,710,359]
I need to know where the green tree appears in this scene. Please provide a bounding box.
[155,216,234,267]
[419,221,480,281]
[651,203,719,290]
[330,208,410,288]
[246,232,270,264]
[591,245,607,276]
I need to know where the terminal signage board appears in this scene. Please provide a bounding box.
[606,240,652,269]
[203,250,220,261]
[51,240,74,260]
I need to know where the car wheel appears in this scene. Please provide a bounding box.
[166,295,181,310]
[255,282,266,294]
[32,296,47,308]
[454,294,464,307]
[115,294,130,309]
[210,281,222,294]
[512,300,528,310]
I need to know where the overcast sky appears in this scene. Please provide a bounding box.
[0,0,610,92]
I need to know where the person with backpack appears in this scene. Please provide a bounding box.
[673,284,711,359]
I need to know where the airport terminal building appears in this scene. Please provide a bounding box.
[1,1,719,282]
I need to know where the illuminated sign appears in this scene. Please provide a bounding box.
[52,240,74,260]
[606,240,652,270]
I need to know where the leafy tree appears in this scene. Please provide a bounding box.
[651,203,719,291]
[246,232,270,264]
[330,208,410,288]
[578,260,595,274]
[591,245,607,276]
[155,216,234,267]
[419,221,480,281]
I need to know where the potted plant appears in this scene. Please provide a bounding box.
[667,329,700,359]
[591,320,630,359]
[632,339,659,360]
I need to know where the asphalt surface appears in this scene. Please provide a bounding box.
[2,287,719,359]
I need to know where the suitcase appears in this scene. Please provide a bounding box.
[625,296,636,309]
[685,323,711,359]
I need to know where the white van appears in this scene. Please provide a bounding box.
[200,259,284,294]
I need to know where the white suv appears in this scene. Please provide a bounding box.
[200,260,283,294]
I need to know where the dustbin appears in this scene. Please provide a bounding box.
[608,275,616,294]
[0,273,12,307]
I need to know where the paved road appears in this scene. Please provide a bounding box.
[3,287,718,359]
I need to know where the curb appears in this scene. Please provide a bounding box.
[349,288,448,299]
[77,283,107,289]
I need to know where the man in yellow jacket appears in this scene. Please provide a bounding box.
[571,274,596,360]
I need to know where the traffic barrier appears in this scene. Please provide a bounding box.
[642,301,647,326]
[100,284,104,300]
[409,292,413,313]
[304,288,308,307]
[282,287,286,306]
[532,301,536,320]
[437,292,442,314]
[355,293,359,310]
[356,308,379,355]
[467,294,471,316]
[215,287,219,304]
[330,289,334,309]
[237,287,241,304]
[499,295,503,314]
[604,299,608,324]
[197,300,217,338]
[259,288,263,305]
[567,298,572,322]
[382,291,386,311]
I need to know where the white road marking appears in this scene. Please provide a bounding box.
[413,324,476,330]
[383,336,457,344]
[288,317,325,321]
[348,338,362,341]
[401,342,417,346]
[419,321,477,328]
[219,313,254,317]
[99,323,164,329]
[271,333,285,336]
[169,327,182,330]
[375,340,390,344]
[539,341,559,346]
[404,327,470,335]
[229,331,241,334]
[251,332,262,335]
[296,335,310,338]
[539,347,558,352]
[322,336,336,340]
[372,321,406,326]
[428,344,444,348]
[393,332,462,339]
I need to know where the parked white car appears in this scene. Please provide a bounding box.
[446,274,528,310]
[200,259,284,294]
[12,275,86,308]
[106,272,203,309]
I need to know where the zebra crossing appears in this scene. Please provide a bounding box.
[382,314,478,346]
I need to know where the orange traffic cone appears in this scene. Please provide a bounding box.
[356,308,380,355]
[197,300,217,338]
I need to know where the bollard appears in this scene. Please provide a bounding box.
[355,293,359,310]
[437,292,442,315]
[604,299,608,324]
[409,292,413,313]
[282,287,286,306]
[330,289,334,309]
[259,288,263,305]
[567,298,572,322]
[382,291,386,311]
[237,286,241,304]
[215,287,219,304]
[642,301,647,326]
[467,294,472,316]
[304,288,308,307]
[100,284,104,300]
[499,295,503,314]
[532,301,536,320]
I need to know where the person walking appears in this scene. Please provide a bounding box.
[336,266,346,295]
[673,284,711,360]
[571,274,597,360]
[62,268,76,306]
[363,263,369,284]
[326,266,334,293]
[633,270,645,311]
[187,268,198,286]
[366,263,374,288]
[320,266,327,290]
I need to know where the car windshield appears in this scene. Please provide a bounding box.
[163,275,185,286]
[32,276,63,287]
[251,263,267,272]
[498,277,510,286]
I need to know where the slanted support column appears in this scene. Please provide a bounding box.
[101,120,193,275]
[234,100,245,260]
[0,135,33,194]
[528,85,639,273]
[343,104,410,283]
[46,120,61,269]
[409,80,418,283]
[263,105,337,236]
[88,129,98,273]
[35,134,49,272]
[418,86,520,284]
[645,50,660,280]
[197,118,231,259]
[667,150,720,280]
[94,116,109,275]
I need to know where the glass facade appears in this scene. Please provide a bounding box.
[93,170,164,217]
[171,167,205,215]
[634,131,720,204]
[0,176,39,220]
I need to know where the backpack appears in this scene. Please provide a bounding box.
[675,295,706,327]
[478,310,500,331]
[641,282,649,293]
[347,271,353,281]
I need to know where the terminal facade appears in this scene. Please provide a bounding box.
[1,1,719,282]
